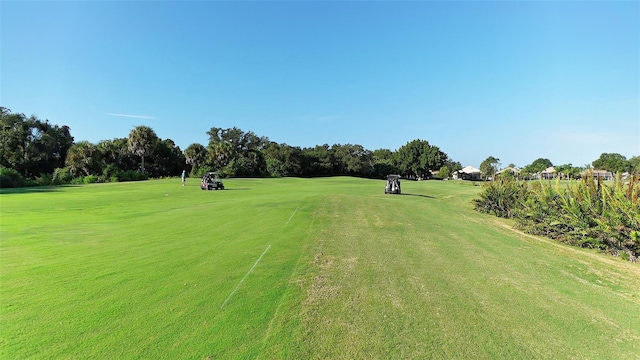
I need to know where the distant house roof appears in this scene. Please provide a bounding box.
[458,166,480,174]
[497,167,520,174]
[581,169,613,176]
[541,166,556,174]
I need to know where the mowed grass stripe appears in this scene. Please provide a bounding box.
[1,178,639,359]
[1,178,317,359]
[263,180,640,359]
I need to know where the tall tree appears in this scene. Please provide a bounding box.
[147,139,185,178]
[127,126,158,173]
[553,163,583,179]
[263,142,303,177]
[184,143,207,175]
[0,108,73,178]
[525,158,553,174]
[592,153,628,173]
[628,156,640,173]
[331,143,373,176]
[479,156,501,179]
[97,138,137,176]
[445,159,462,173]
[371,148,399,178]
[65,141,100,176]
[301,144,334,176]
[206,126,267,176]
[394,139,447,179]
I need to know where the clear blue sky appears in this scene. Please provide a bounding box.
[2,1,638,168]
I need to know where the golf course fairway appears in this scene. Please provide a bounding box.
[1,177,639,359]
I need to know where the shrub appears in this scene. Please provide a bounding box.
[71,176,85,185]
[83,175,99,184]
[0,167,26,188]
[35,173,53,186]
[52,167,73,185]
[473,177,527,218]
[475,174,640,261]
[102,164,120,179]
[117,170,148,182]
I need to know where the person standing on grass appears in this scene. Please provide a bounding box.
[181,170,186,186]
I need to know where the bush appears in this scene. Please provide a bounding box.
[473,177,527,218]
[0,167,26,188]
[52,167,73,185]
[102,164,120,179]
[117,170,148,182]
[83,175,99,184]
[35,173,53,186]
[71,176,85,185]
[475,174,640,261]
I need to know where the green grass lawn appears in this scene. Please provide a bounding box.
[1,177,639,359]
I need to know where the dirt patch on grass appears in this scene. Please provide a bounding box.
[312,252,335,269]
[305,253,342,305]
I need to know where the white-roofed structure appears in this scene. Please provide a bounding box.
[536,166,556,180]
[453,166,481,180]
[581,169,614,181]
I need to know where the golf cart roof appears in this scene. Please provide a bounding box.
[202,172,220,179]
[387,174,401,179]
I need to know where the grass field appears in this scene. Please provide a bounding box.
[1,177,639,359]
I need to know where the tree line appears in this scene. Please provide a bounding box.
[0,107,459,187]
[1,107,637,188]
[478,154,640,180]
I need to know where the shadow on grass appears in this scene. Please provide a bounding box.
[2,187,57,194]
[400,193,435,199]
[0,184,83,195]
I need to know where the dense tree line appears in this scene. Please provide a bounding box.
[0,108,458,187]
[190,127,456,179]
[2,107,637,188]
[0,107,73,179]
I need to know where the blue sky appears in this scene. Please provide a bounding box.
[2,1,638,168]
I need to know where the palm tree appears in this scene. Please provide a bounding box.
[208,141,235,169]
[127,126,158,173]
[184,143,207,172]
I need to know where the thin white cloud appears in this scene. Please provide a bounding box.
[108,113,155,120]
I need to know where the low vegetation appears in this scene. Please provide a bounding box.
[474,172,640,261]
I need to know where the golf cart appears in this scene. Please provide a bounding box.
[201,172,225,190]
[385,174,401,194]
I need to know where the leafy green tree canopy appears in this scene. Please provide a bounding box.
[65,141,100,176]
[1,107,73,178]
[394,139,447,179]
[592,153,628,173]
[479,156,500,179]
[526,158,553,174]
[628,156,640,173]
[438,165,451,179]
